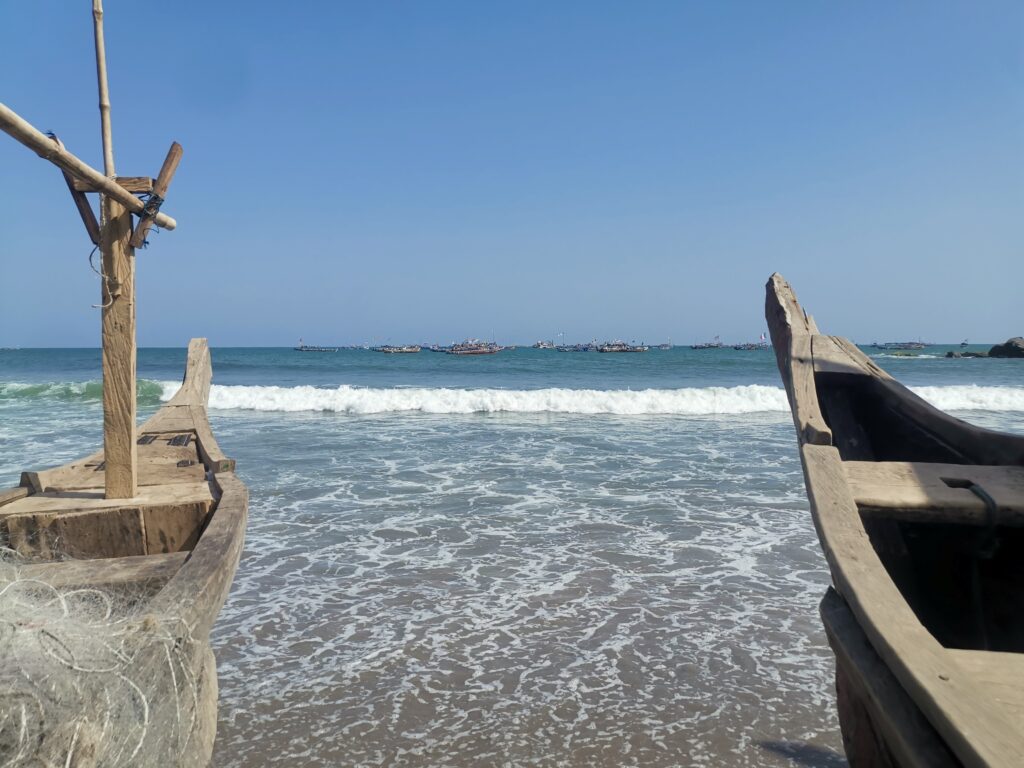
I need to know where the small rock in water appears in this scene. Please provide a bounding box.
[989,337,1024,358]
[946,350,988,358]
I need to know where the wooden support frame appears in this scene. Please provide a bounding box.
[100,196,137,498]
[0,102,177,230]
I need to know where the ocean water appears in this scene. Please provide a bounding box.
[2,345,1022,767]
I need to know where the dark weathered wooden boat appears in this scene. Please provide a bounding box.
[0,3,246,764]
[766,274,1024,767]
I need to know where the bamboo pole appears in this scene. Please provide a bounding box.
[0,103,178,230]
[93,0,115,177]
[93,0,137,499]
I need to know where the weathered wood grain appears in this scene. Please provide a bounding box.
[100,196,137,498]
[70,175,154,194]
[0,487,30,508]
[822,588,958,767]
[130,141,182,248]
[846,461,1024,525]
[7,505,146,559]
[1,481,214,518]
[764,274,832,446]
[948,650,1024,731]
[149,473,247,643]
[25,443,203,492]
[165,339,213,408]
[13,551,187,589]
[143,501,212,554]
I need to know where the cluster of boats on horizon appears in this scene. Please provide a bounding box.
[294,334,772,354]
[295,335,969,355]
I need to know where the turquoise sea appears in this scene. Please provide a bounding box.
[2,345,1022,767]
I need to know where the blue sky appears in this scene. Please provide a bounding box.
[1,1,1021,346]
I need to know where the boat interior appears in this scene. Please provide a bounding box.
[814,369,1024,655]
[0,427,220,598]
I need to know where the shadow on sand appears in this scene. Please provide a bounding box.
[758,740,847,767]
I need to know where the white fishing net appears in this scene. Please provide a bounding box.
[0,549,211,768]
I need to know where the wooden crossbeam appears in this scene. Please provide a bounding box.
[71,176,154,194]
[0,101,177,231]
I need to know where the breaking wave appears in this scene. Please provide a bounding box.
[911,385,1024,413]
[149,382,1024,415]
[0,379,166,405]
[6,379,1021,416]
[163,382,789,415]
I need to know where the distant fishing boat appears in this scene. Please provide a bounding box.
[691,336,723,350]
[557,340,598,352]
[767,273,1024,767]
[294,338,339,353]
[374,344,421,354]
[597,340,648,353]
[961,339,970,348]
[733,333,769,351]
[533,340,556,349]
[448,339,502,355]
[656,338,672,350]
[872,341,928,351]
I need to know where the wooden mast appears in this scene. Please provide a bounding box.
[93,0,136,499]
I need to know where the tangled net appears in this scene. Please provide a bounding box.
[0,549,210,767]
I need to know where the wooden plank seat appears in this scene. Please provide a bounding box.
[9,551,189,590]
[844,461,1024,526]
[948,650,1024,732]
[21,430,208,493]
[0,481,215,560]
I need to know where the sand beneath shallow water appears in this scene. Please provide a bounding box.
[208,412,846,767]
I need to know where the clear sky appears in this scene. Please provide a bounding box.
[1,1,1021,347]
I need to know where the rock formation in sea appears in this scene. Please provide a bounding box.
[946,350,988,358]
[989,337,1024,358]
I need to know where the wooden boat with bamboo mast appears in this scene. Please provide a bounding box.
[0,3,246,765]
[766,273,1024,767]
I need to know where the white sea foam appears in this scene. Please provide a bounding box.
[157,381,1024,415]
[911,385,1024,413]
[160,382,790,415]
